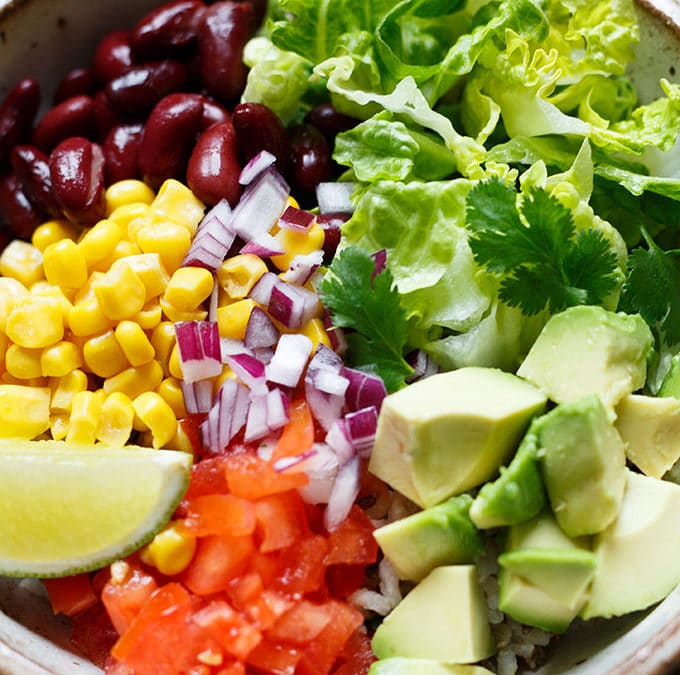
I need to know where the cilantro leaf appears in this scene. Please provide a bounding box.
[319,246,413,392]
[619,230,680,347]
[466,178,620,315]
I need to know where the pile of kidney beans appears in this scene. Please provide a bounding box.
[0,0,358,247]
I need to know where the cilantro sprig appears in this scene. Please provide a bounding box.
[466,178,620,316]
[319,247,413,392]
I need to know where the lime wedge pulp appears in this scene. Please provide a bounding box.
[0,439,192,578]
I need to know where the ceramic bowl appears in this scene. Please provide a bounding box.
[0,1,679,673]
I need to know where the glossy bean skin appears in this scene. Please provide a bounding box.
[132,0,206,59]
[49,137,106,226]
[197,2,255,102]
[105,60,188,116]
[200,96,231,130]
[103,123,144,185]
[11,145,62,218]
[53,68,96,104]
[231,102,291,177]
[93,30,135,84]
[237,0,266,27]
[0,79,41,168]
[186,120,241,207]
[305,103,358,144]
[288,123,332,197]
[0,173,45,240]
[138,93,204,189]
[92,90,122,141]
[32,95,96,152]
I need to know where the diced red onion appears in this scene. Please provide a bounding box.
[372,248,387,278]
[268,282,320,330]
[220,337,253,357]
[244,306,279,350]
[225,352,267,394]
[248,272,279,306]
[304,344,348,430]
[208,283,219,323]
[325,419,355,465]
[294,443,340,505]
[244,393,268,442]
[239,150,277,186]
[265,333,313,387]
[344,405,378,457]
[175,321,222,383]
[278,205,315,232]
[200,378,250,453]
[272,448,316,473]
[308,343,344,373]
[406,349,439,382]
[181,379,214,414]
[240,231,285,257]
[342,367,387,412]
[281,250,324,285]
[324,455,361,531]
[181,199,235,271]
[253,346,274,365]
[316,182,356,214]
[322,310,347,355]
[266,387,290,431]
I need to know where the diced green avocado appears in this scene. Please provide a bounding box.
[516,305,653,412]
[658,352,680,397]
[581,470,680,619]
[374,494,483,582]
[368,659,494,675]
[469,425,546,529]
[614,394,680,478]
[533,395,626,537]
[369,367,547,508]
[371,565,496,663]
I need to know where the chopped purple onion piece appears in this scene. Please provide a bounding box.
[295,443,340,505]
[181,379,214,414]
[281,250,324,285]
[324,455,361,531]
[278,205,315,232]
[265,333,313,388]
[200,378,250,453]
[316,182,356,214]
[225,352,267,394]
[175,321,222,383]
[239,150,277,186]
[244,306,279,350]
[181,199,235,271]
[341,367,387,412]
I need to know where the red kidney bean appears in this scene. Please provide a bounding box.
[236,0,266,27]
[53,68,96,104]
[11,145,62,218]
[49,137,106,225]
[131,0,206,60]
[0,173,45,240]
[288,123,332,196]
[93,30,135,84]
[197,2,255,102]
[186,119,241,207]
[32,95,96,152]
[305,103,359,144]
[231,102,291,177]
[0,79,41,168]
[103,123,144,185]
[104,60,189,115]
[200,96,231,130]
[138,93,204,189]
[317,212,349,261]
[92,90,122,141]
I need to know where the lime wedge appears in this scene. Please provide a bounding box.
[0,439,192,578]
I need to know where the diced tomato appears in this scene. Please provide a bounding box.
[225,454,308,500]
[255,491,310,553]
[184,455,230,499]
[181,534,254,595]
[101,565,158,635]
[271,396,314,462]
[243,589,294,630]
[246,638,302,675]
[70,603,119,668]
[104,657,135,674]
[270,535,329,596]
[331,629,376,675]
[266,600,333,644]
[324,505,378,566]
[179,414,207,458]
[179,494,257,537]
[44,573,97,617]
[216,664,246,675]
[326,564,367,598]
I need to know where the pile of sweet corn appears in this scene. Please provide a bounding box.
[0,177,331,458]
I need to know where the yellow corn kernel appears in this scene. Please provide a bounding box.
[108,203,150,231]
[271,222,325,271]
[49,414,69,440]
[132,391,176,448]
[300,318,332,352]
[31,219,79,252]
[0,332,7,374]
[150,322,176,376]
[105,180,155,214]
[93,239,144,273]
[216,254,267,300]
[148,179,205,236]
[133,300,162,331]
[163,266,214,312]
[41,341,83,377]
[30,282,74,324]
[216,298,256,341]
[0,384,50,438]
[287,196,300,209]
[68,295,115,337]
[163,422,195,454]
[78,218,123,268]
[96,392,134,446]
[0,277,28,332]
[50,369,89,412]
[0,240,45,287]
[135,221,192,275]
[103,359,164,400]
[6,345,43,379]
[139,522,196,575]
[111,254,169,302]
[83,330,129,378]
[159,297,208,323]
[6,297,64,348]
[168,343,183,380]
[114,320,155,367]
[42,239,89,290]
[66,390,102,445]
[156,377,187,419]
[93,262,146,321]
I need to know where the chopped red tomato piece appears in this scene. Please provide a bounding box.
[266,599,333,644]
[179,494,257,537]
[184,455,229,499]
[70,603,119,668]
[331,628,377,675]
[255,491,310,552]
[271,395,314,461]
[270,535,329,596]
[225,454,308,500]
[101,564,158,635]
[325,505,378,566]
[44,573,97,617]
[246,637,302,675]
[326,564,368,598]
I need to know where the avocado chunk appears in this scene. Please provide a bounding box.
[369,367,547,508]
[533,395,626,537]
[374,494,483,582]
[371,565,496,663]
[614,394,680,478]
[368,659,494,675]
[658,352,680,397]
[469,425,546,529]
[581,470,680,619]
[516,305,653,412]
